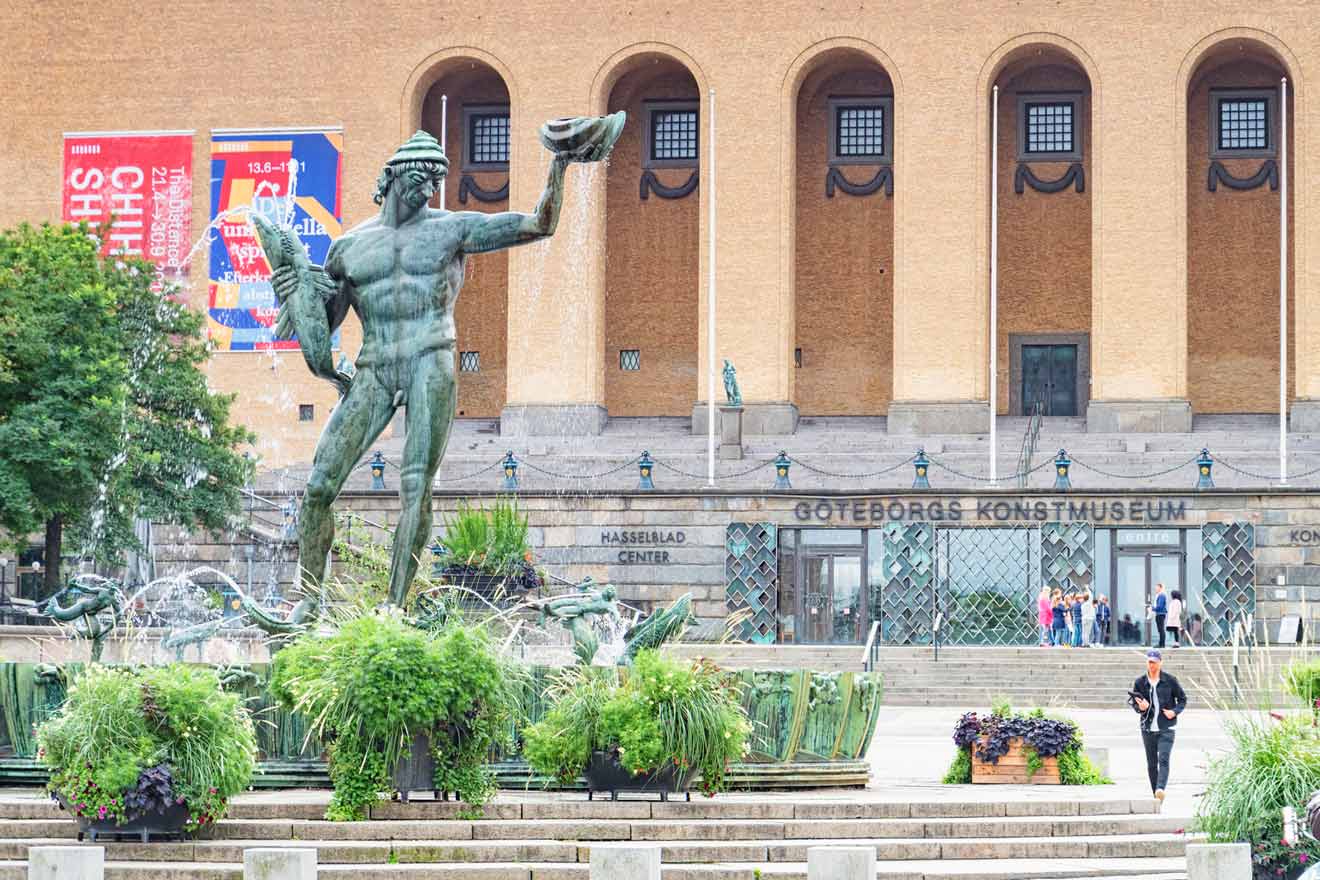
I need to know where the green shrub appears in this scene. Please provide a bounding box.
[1057,746,1110,785]
[941,748,972,784]
[441,497,531,575]
[1284,658,1320,709]
[523,650,752,796]
[1198,714,1320,843]
[270,610,520,820]
[37,664,256,831]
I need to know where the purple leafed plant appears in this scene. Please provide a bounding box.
[122,764,175,819]
[952,713,1079,764]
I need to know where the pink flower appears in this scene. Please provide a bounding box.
[1302,854,1310,864]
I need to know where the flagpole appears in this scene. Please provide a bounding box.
[1280,77,1289,485]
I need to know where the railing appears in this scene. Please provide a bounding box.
[861,620,880,672]
[1015,400,1044,489]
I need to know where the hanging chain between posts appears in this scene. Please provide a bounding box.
[925,454,1054,483]
[787,454,916,479]
[1067,454,1199,480]
[652,457,773,481]
[520,455,641,480]
[433,459,505,483]
[1214,455,1320,482]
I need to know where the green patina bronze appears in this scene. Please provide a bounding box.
[621,593,695,665]
[41,585,124,663]
[723,359,742,407]
[527,582,620,665]
[251,115,625,623]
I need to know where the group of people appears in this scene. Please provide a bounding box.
[1036,582,1190,648]
[1037,587,1111,647]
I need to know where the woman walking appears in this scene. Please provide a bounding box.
[1038,587,1054,646]
[1166,590,1184,648]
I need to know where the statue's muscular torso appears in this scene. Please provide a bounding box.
[326,208,478,368]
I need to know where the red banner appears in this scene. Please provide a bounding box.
[62,131,193,290]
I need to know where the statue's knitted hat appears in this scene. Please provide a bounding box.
[387,130,449,171]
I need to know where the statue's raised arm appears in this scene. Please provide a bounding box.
[460,113,626,255]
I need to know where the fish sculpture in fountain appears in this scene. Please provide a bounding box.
[621,593,696,666]
[42,583,125,663]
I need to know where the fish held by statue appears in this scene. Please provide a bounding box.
[249,213,352,396]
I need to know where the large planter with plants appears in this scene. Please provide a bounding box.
[584,749,699,801]
[522,650,752,799]
[270,610,519,820]
[435,499,544,601]
[942,706,1108,786]
[37,664,256,840]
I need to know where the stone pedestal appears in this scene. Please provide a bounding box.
[692,401,798,436]
[28,846,104,879]
[807,846,876,880]
[1086,399,1192,433]
[886,400,990,435]
[244,847,317,880]
[719,405,744,460]
[589,844,661,880]
[1185,842,1250,880]
[1291,400,1320,433]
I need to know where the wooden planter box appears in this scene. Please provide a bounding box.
[971,737,1060,785]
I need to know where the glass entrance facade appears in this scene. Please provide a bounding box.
[772,524,1233,646]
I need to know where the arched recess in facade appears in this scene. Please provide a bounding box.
[789,44,896,417]
[985,41,1095,419]
[594,51,703,418]
[402,50,514,420]
[1180,33,1298,415]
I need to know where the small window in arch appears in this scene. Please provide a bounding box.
[828,97,893,165]
[644,101,699,169]
[1017,93,1082,162]
[620,349,641,371]
[795,348,803,368]
[298,404,314,422]
[463,105,510,171]
[1211,89,1276,159]
[459,351,480,372]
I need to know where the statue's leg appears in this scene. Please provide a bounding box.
[387,354,456,606]
[299,368,396,591]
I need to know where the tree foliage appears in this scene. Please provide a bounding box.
[0,222,254,587]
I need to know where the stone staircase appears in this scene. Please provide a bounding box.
[873,645,1305,708]
[0,790,1193,879]
[249,412,1320,494]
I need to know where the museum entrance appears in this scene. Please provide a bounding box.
[786,530,869,644]
[1111,529,1186,646]
[1021,343,1079,416]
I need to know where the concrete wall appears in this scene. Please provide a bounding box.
[793,56,894,416]
[148,488,1320,638]
[2,5,1320,456]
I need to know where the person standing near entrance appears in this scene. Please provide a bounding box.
[1081,591,1096,647]
[1152,583,1169,648]
[1166,590,1184,648]
[1038,587,1054,646]
[1129,650,1187,809]
[1070,592,1084,647]
[1051,589,1068,647]
[1097,595,1112,646]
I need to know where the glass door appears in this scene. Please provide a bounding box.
[796,551,868,644]
[1115,556,1148,645]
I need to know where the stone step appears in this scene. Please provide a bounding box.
[0,797,1159,823]
[0,833,1194,863]
[0,814,1186,843]
[0,856,1195,880]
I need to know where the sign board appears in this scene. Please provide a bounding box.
[1279,615,1305,645]
[1115,529,1182,548]
[207,127,343,350]
[62,130,193,291]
